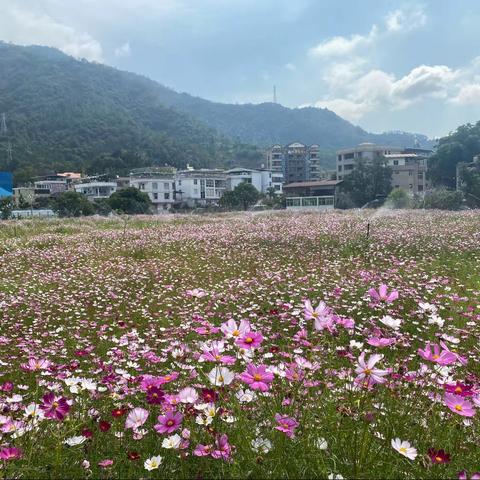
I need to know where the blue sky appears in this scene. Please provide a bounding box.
[1,0,480,138]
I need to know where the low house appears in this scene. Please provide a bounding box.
[283,180,343,210]
[74,182,117,200]
[175,168,228,208]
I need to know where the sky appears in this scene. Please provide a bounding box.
[1,0,480,138]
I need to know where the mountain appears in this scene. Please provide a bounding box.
[0,43,260,184]
[152,90,434,151]
[0,42,434,184]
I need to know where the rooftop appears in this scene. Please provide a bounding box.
[284,180,343,189]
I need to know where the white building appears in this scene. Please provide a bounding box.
[175,169,227,207]
[227,168,279,194]
[129,168,176,212]
[74,182,117,200]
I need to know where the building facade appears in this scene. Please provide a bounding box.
[385,153,428,195]
[283,180,342,210]
[175,169,228,208]
[227,168,276,194]
[74,182,118,201]
[266,143,324,183]
[129,168,177,212]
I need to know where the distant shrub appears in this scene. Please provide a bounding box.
[423,188,463,210]
[386,188,411,209]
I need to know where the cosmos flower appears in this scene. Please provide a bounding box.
[0,447,22,461]
[379,315,402,330]
[391,438,417,460]
[428,448,451,464]
[211,434,231,460]
[240,364,274,391]
[65,436,87,446]
[178,387,199,404]
[443,382,474,397]
[418,343,457,366]
[208,367,235,386]
[154,410,183,434]
[144,455,162,471]
[236,331,263,349]
[274,414,299,438]
[162,434,182,449]
[39,392,70,421]
[221,319,251,338]
[125,408,149,430]
[368,285,399,303]
[444,394,476,417]
[354,353,389,386]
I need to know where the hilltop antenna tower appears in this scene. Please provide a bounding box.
[273,85,277,104]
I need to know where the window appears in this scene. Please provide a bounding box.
[274,184,281,190]
[344,153,354,159]
[153,193,158,200]
[344,164,354,171]
[393,160,399,166]
[409,184,413,189]
[152,182,158,190]
[206,179,214,187]
[408,170,413,176]
[194,188,199,195]
[164,182,170,189]
[418,185,424,191]
[178,180,182,186]
[338,165,343,171]
[194,179,198,185]
[139,183,145,190]
[302,197,318,207]
[337,155,342,161]
[164,192,170,199]
[206,188,215,197]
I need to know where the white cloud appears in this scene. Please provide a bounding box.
[0,6,103,62]
[285,63,296,71]
[451,84,480,105]
[114,42,131,58]
[309,26,377,58]
[385,5,427,32]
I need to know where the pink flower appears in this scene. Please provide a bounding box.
[285,364,305,382]
[236,331,263,349]
[368,284,399,303]
[125,408,149,430]
[354,352,389,387]
[40,392,70,421]
[440,341,468,366]
[274,414,299,438]
[211,434,231,460]
[458,471,480,480]
[221,319,250,338]
[154,410,183,434]
[240,364,274,391]
[200,348,236,365]
[193,444,212,457]
[418,343,457,365]
[21,358,51,372]
[0,447,22,461]
[304,300,330,321]
[444,394,476,417]
[98,459,114,468]
[444,382,474,397]
[367,337,396,347]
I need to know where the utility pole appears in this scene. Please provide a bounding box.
[273,85,277,104]
[0,113,7,136]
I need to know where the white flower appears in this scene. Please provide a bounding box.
[162,434,182,449]
[419,302,437,312]
[315,437,328,450]
[208,367,234,386]
[428,314,445,328]
[144,455,162,471]
[236,389,256,403]
[80,378,97,391]
[328,474,344,480]
[251,437,272,454]
[391,438,417,460]
[379,315,402,330]
[349,340,363,350]
[65,436,87,446]
[24,403,44,421]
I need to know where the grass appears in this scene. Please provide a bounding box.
[0,209,479,479]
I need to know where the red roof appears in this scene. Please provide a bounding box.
[283,180,342,189]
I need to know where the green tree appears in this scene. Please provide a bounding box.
[107,187,151,214]
[219,182,260,211]
[52,191,95,217]
[387,188,411,209]
[423,188,463,210]
[340,158,393,207]
[0,196,13,220]
[18,192,31,210]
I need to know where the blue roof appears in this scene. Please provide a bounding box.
[0,187,12,197]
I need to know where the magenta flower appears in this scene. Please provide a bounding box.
[146,386,165,405]
[274,414,299,438]
[418,343,457,365]
[240,364,274,391]
[444,382,474,397]
[193,444,212,457]
[211,434,232,460]
[0,447,22,461]
[354,352,389,387]
[368,284,399,303]
[444,394,476,417]
[154,410,183,434]
[440,341,468,366]
[458,471,480,480]
[236,331,263,349]
[98,459,114,468]
[40,392,70,421]
[367,337,396,347]
[125,408,149,430]
[201,348,236,365]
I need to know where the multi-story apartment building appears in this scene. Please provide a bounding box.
[266,143,324,183]
[175,168,228,208]
[336,143,432,195]
[129,167,177,212]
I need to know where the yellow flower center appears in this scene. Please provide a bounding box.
[399,447,407,454]
[218,375,224,382]
[455,386,462,393]
[245,337,253,344]
[253,374,262,381]
[52,401,59,408]
[167,420,174,426]
[455,404,463,412]
[232,330,240,336]
[364,368,372,375]
[435,456,443,462]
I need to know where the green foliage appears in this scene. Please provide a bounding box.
[0,43,263,185]
[107,187,151,214]
[457,158,480,206]
[52,191,95,217]
[220,182,261,210]
[423,188,463,210]
[0,196,13,220]
[428,122,480,188]
[387,188,411,209]
[340,158,393,207]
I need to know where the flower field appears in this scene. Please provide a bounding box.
[0,210,479,479]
